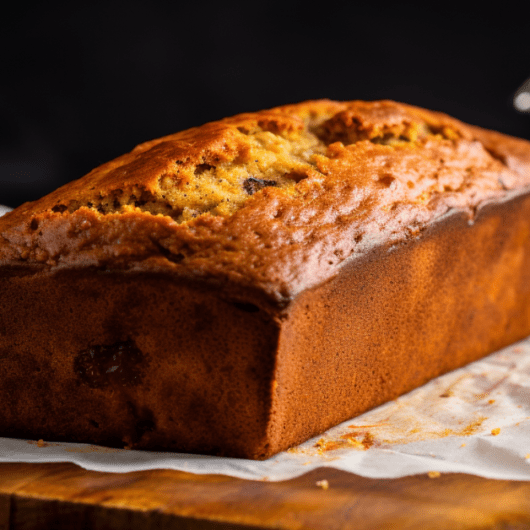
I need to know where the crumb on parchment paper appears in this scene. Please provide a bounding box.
[316,479,329,490]
[491,428,501,436]
[26,439,49,447]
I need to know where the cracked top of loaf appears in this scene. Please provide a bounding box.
[1,100,530,302]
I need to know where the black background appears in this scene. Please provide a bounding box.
[1,2,529,208]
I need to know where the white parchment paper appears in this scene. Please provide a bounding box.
[1,206,530,481]
[0,205,12,217]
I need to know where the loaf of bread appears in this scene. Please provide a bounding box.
[1,100,530,459]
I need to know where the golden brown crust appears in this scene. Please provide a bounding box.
[1,99,529,301]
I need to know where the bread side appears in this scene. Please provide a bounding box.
[271,193,530,453]
[0,270,281,458]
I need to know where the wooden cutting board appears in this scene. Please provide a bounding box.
[1,463,530,529]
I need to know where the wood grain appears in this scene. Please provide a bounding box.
[1,463,530,529]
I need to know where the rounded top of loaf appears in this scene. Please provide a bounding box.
[1,99,530,302]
